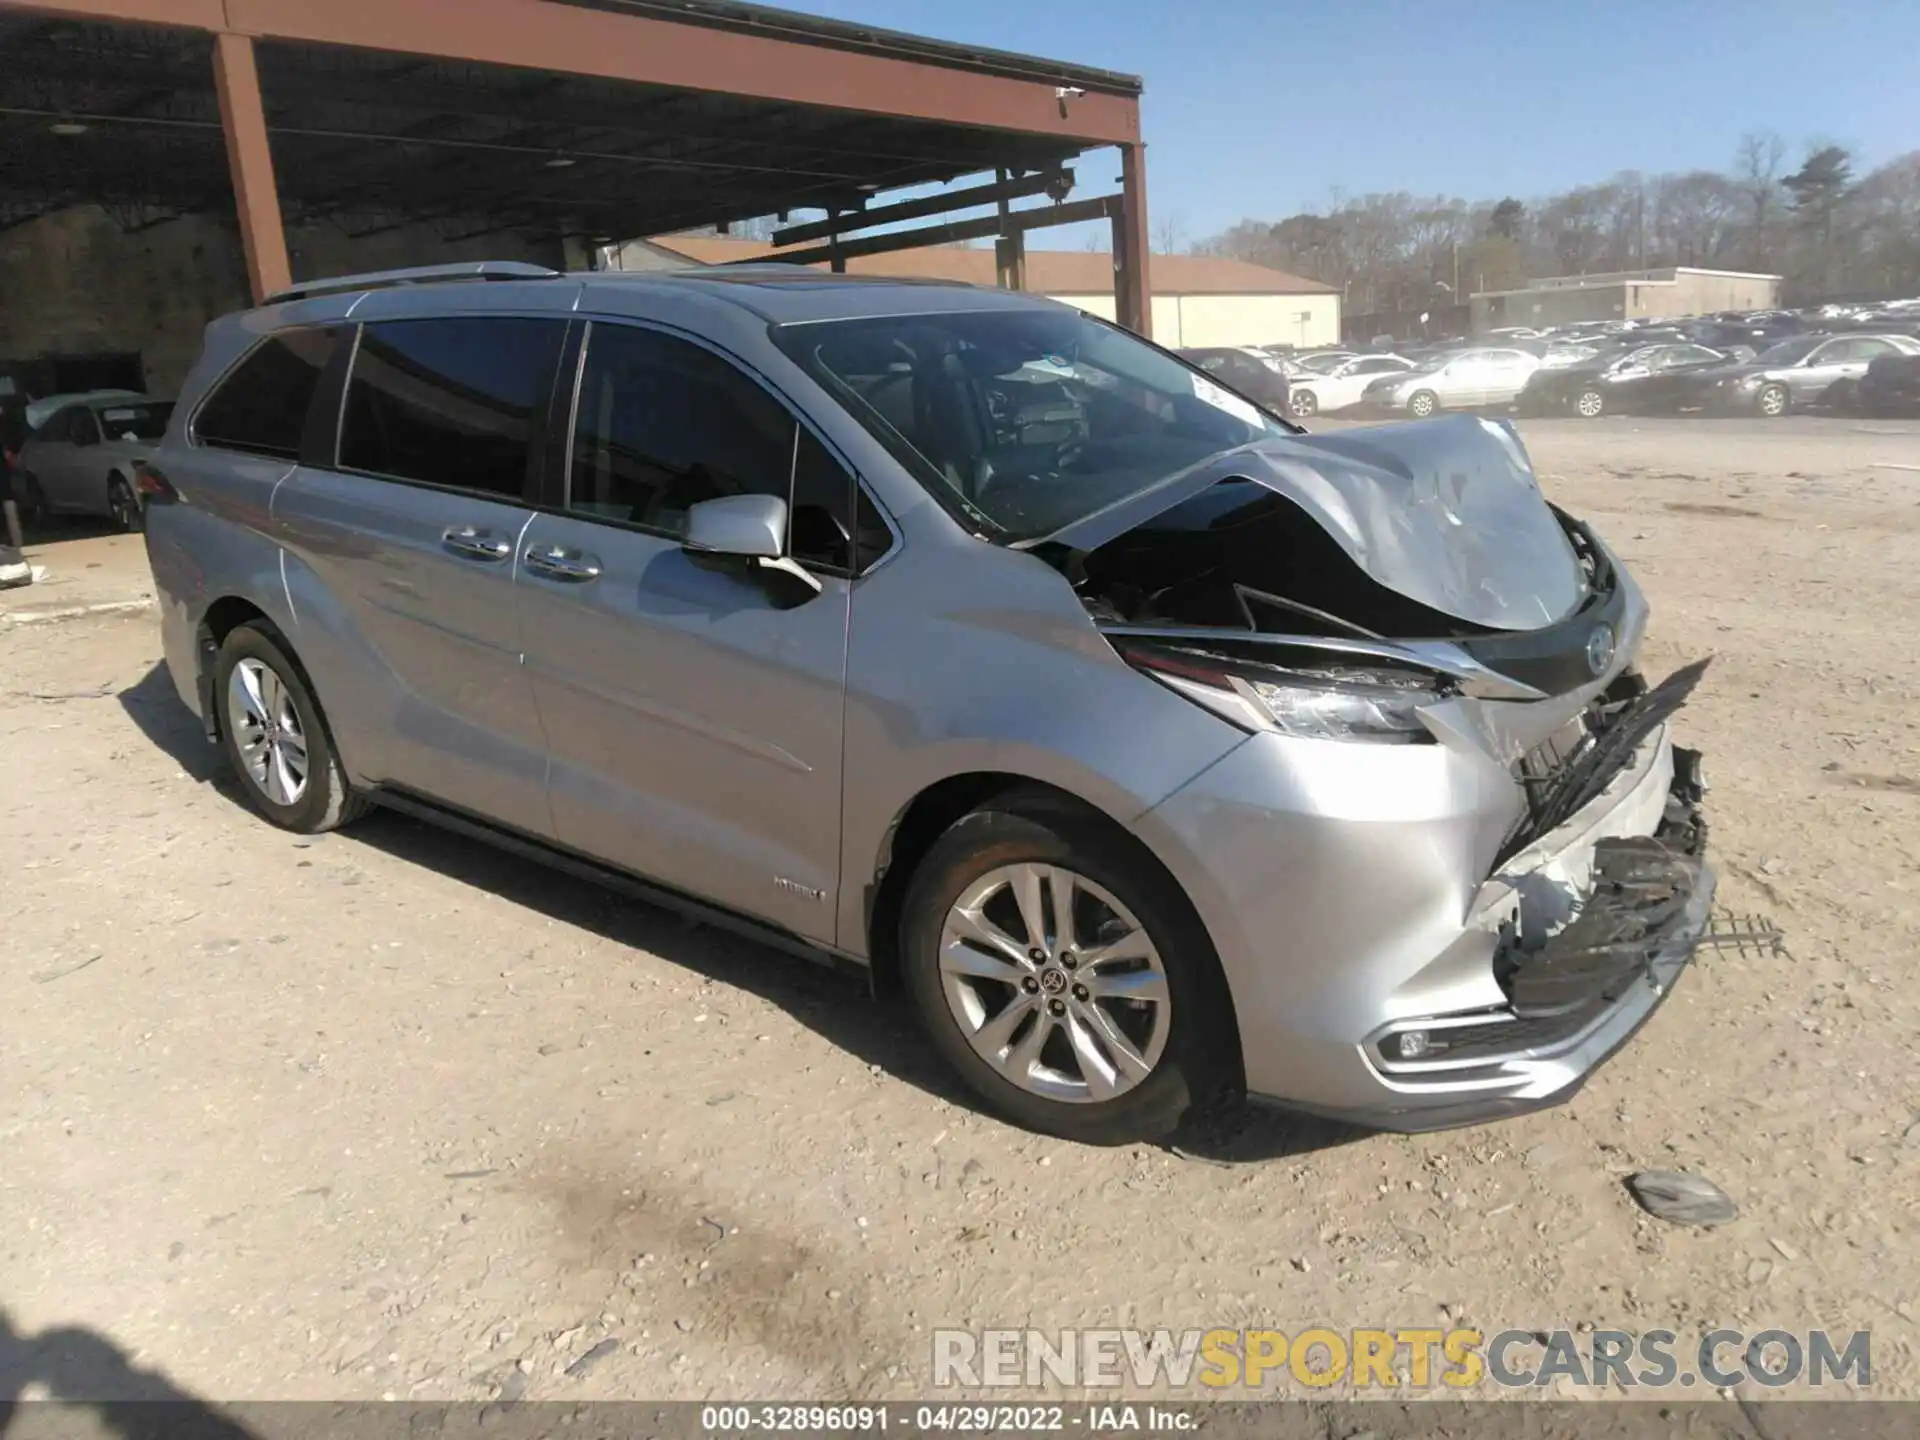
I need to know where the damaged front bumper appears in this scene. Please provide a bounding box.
[1136,681,1715,1133]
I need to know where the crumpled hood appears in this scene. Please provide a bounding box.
[1029,414,1588,633]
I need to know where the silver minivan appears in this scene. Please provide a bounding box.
[142,261,1715,1144]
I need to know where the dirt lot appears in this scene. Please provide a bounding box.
[3,416,1918,1405]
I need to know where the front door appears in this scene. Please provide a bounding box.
[515,319,860,943]
[272,315,567,836]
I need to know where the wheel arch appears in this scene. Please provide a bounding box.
[861,770,1245,1088]
[194,599,341,764]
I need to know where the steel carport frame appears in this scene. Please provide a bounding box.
[0,0,1153,332]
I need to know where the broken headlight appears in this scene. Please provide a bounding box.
[1117,641,1442,743]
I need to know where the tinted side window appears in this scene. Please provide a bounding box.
[195,327,339,459]
[340,317,565,498]
[569,323,857,569]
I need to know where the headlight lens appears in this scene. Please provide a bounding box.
[1118,642,1442,742]
[1241,673,1435,741]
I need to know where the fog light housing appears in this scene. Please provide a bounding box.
[1394,1029,1433,1060]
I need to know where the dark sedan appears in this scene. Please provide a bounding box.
[1665,333,1920,416]
[1518,342,1733,418]
[1177,347,1291,414]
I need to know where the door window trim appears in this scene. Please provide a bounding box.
[549,313,901,579]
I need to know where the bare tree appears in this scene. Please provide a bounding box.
[1151,212,1187,255]
[1194,134,1920,312]
[1735,130,1787,269]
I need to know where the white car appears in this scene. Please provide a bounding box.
[15,394,174,531]
[1285,354,1415,417]
[1363,348,1542,417]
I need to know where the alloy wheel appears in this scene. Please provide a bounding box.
[1758,385,1788,417]
[226,657,310,806]
[1576,390,1605,418]
[937,863,1171,1104]
[1409,391,1436,418]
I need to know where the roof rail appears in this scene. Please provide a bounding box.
[263,260,561,306]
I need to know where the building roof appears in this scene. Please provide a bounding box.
[642,234,1337,295]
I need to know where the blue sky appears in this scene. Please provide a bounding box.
[792,0,1920,245]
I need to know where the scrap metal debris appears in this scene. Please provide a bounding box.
[1627,1169,1739,1227]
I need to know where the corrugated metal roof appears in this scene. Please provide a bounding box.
[645,234,1337,295]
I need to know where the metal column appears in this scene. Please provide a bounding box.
[1112,141,1152,337]
[213,31,291,302]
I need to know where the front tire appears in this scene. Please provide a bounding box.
[14,472,49,529]
[214,623,367,834]
[899,796,1231,1144]
[1756,383,1789,418]
[1407,389,1438,418]
[1574,388,1606,418]
[1289,388,1319,418]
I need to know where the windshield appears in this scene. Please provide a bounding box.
[773,308,1294,540]
[93,402,173,440]
[1757,336,1822,366]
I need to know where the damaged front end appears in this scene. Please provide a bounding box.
[1052,415,1718,1130]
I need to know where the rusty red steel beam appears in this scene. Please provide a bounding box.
[0,0,1139,145]
[211,28,291,301]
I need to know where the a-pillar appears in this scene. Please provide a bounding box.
[1111,141,1152,338]
[213,30,291,302]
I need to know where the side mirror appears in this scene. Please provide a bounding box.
[682,492,823,604]
[684,492,785,558]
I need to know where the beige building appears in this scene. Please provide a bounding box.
[623,236,1341,348]
[1471,266,1783,331]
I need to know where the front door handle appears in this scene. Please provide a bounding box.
[523,545,603,583]
[442,526,511,562]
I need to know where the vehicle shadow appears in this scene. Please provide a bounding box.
[0,1307,256,1437]
[115,661,1366,1159]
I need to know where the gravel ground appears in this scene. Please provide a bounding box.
[2,416,1918,1405]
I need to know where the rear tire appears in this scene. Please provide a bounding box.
[107,472,142,533]
[1407,389,1438,418]
[214,623,368,834]
[899,794,1232,1144]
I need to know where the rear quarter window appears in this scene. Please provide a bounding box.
[193,328,341,459]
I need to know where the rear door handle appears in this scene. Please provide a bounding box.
[442,526,511,562]
[523,545,602,583]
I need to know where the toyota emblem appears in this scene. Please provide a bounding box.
[1586,624,1617,677]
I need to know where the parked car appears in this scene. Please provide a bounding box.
[1285,354,1414,417]
[1518,342,1736,418]
[14,394,174,530]
[1362,347,1541,417]
[141,260,1714,1143]
[1856,353,1920,416]
[1177,347,1291,414]
[23,387,143,433]
[1668,333,1920,416]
